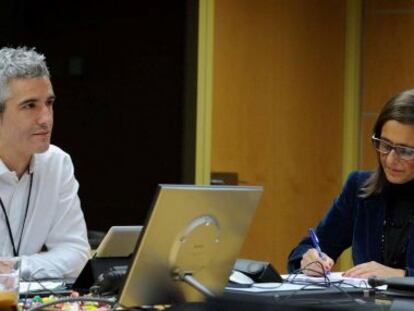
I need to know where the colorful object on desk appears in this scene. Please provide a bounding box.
[20,293,114,311]
[32,295,42,303]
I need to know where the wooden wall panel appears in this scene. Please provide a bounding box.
[361,0,414,171]
[211,0,345,272]
[360,113,377,169]
[366,0,414,11]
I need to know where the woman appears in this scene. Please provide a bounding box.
[288,89,414,278]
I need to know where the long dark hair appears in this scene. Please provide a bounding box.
[360,89,414,198]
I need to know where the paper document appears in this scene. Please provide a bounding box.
[283,272,369,288]
[19,281,65,294]
[226,282,326,293]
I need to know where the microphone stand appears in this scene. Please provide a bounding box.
[173,270,216,298]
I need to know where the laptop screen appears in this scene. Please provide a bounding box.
[117,184,262,307]
[95,226,143,258]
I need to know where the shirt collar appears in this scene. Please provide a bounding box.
[28,154,37,174]
[0,160,11,176]
[0,155,37,176]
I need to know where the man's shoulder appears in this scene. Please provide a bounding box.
[39,144,69,157]
[34,144,72,166]
[46,144,69,156]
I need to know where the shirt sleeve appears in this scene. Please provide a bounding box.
[287,171,360,273]
[20,154,90,279]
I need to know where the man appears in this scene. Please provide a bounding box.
[0,47,90,279]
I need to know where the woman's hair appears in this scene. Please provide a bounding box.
[360,89,414,198]
[0,46,50,113]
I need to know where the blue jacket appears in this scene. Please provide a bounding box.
[287,170,414,276]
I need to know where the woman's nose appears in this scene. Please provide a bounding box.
[386,149,400,164]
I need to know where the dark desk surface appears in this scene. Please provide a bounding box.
[21,278,414,311]
[169,287,414,311]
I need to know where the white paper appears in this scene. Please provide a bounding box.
[226,272,388,293]
[283,272,369,288]
[226,282,326,292]
[19,281,64,294]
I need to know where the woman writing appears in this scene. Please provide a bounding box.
[288,89,414,278]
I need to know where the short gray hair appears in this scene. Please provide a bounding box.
[0,47,50,113]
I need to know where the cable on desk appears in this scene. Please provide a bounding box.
[279,264,384,310]
[115,302,171,311]
[284,261,331,286]
[277,262,335,303]
[21,268,66,307]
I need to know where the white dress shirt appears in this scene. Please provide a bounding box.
[0,145,90,279]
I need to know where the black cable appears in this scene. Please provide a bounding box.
[276,282,327,303]
[22,275,64,300]
[21,268,57,307]
[114,302,170,311]
[276,262,331,303]
[285,261,330,286]
[281,262,384,310]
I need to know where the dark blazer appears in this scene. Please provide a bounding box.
[287,170,414,276]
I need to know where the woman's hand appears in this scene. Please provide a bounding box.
[343,261,405,278]
[300,248,334,276]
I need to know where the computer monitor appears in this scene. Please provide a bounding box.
[118,184,263,308]
[95,226,143,257]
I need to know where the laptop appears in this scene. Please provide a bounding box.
[95,226,143,257]
[71,226,142,292]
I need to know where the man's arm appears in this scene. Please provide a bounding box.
[20,154,90,279]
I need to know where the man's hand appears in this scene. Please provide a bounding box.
[343,261,405,278]
[0,260,14,273]
[300,248,334,276]
[0,259,19,289]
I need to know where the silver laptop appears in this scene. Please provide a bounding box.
[118,184,263,307]
[95,226,142,257]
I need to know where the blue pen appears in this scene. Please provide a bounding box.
[308,228,324,259]
[309,228,330,274]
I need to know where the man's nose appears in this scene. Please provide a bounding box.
[38,104,53,125]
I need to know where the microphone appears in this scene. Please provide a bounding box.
[90,267,128,295]
[367,276,387,288]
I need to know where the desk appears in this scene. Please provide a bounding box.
[169,287,414,311]
[20,278,414,310]
[228,286,414,310]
